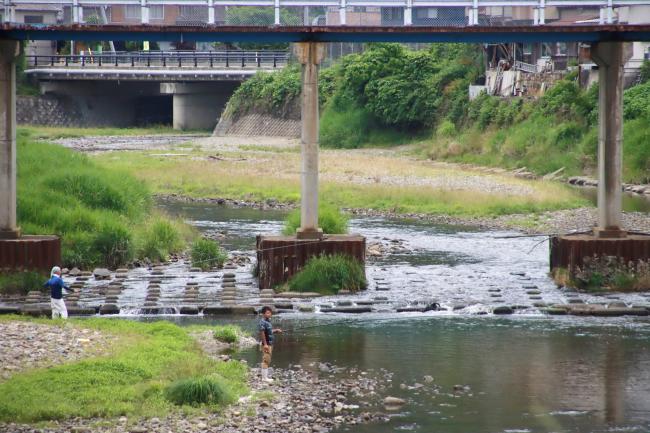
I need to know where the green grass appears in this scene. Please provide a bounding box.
[190,239,227,271]
[19,125,183,140]
[283,204,349,235]
[17,130,191,268]
[0,319,249,423]
[213,325,241,344]
[165,375,236,407]
[287,254,367,295]
[0,271,46,296]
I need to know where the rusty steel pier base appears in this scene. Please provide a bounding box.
[550,233,650,272]
[256,234,365,291]
[0,235,61,273]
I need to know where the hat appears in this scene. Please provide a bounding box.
[51,266,62,277]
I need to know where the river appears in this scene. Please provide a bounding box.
[154,201,650,433]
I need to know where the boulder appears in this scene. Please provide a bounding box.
[93,268,111,280]
[492,306,514,315]
[99,304,120,315]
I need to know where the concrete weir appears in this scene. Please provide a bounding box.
[256,42,366,290]
[0,40,61,270]
[550,42,650,272]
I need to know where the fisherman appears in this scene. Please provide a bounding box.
[44,266,71,319]
[258,306,282,383]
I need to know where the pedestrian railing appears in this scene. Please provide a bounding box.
[25,50,290,69]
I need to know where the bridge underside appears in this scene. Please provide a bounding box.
[2,24,650,43]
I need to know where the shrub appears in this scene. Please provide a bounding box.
[0,271,46,296]
[287,254,366,295]
[93,221,134,269]
[283,204,348,236]
[213,325,240,344]
[436,120,456,137]
[165,376,234,407]
[138,217,187,262]
[571,256,650,292]
[191,238,227,271]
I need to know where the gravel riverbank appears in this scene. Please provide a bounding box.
[157,194,650,235]
[0,321,109,381]
[0,320,393,433]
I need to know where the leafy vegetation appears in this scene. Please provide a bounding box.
[165,375,236,407]
[0,319,248,422]
[0,271,46,296]
[286,254,366,295]
[553,257,650,292]
[17,130,190,268]
[190,238,227,270]
[213,325,241,344]
[283,204,349,235]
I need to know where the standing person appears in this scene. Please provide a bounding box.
[44,266,70,319]
[258,306,282,383]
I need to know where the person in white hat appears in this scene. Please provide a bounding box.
[44,266,70,319]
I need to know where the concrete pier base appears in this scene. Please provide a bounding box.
[0,235,61,272]
[550,233,650,272]
[256,234,365,290]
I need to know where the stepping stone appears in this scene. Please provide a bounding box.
[144,301,158,307]
[151,271,164,276]
[493,306,514,315]
[533,302,548,308]
[99,304,120,315]
[186,282,199,286]
[529,296,543,300]
[116,268,129,273]
[374,296,389,301]
[274,303,293,310]
[149,279,162,284]
[356,300,375,306]
[298,305,315,312]
[0,306,20,315]
[321,307,372,314]
[396,307,426,313]
[487,288,501,292]
[76,276,90,282]
[452,304,466,310]
[376,287,390,291]
[223,273,236,278]
[526,290,541,295]
[607,302,627,308]
[543,307,568,315]
[490,294,502,298]
[190,267,202,272]
[68,307,95,316]
[140,307,160,315]
[510,272,526,276]
[203,305,255,315]
[337,300,353,307]
[180,306,199,315]
[568,299,584,304]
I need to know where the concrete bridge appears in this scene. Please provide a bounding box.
[1,19,650,277]
[24,50,288,129]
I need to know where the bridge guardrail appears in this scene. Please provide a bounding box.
[4,0,650,27]
[26,50,291,69]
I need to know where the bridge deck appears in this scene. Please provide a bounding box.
[3,24,650,43]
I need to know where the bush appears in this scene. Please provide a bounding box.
[436,120,456,137]
[190,238,227,271]
[137,217,187,262]
[283,204,348,235]
[287,254,366,295]
[0,271,46,296]
[571,256,650,292]
[213,325,240,344]
[165,376,234,407]
[16,134,187,268]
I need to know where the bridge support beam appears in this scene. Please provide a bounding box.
[161,82,237,131]
[591,42,632,238]
[0,40,19,239]
[294,42,325,239]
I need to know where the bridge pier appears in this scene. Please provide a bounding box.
[294,42,325,240]
[0,40,60,271]
[256,42,366,290]
[0,40,19,239]
[550,42,650,281]
[161,82,238,131]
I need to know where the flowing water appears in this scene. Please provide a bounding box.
[153,202,650,433]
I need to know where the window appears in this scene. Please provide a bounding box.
[24,15,44,24]
[149,5,164,20]
[125,5,140,19]
[556,42,567,55]
[382,7,403,21]
[416,8,438,19]
[523,43,532,55]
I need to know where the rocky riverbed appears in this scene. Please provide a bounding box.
[0,319,393,433]
[0,321,109,381]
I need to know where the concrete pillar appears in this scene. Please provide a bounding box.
[161,82,237,131]
[294,42,325,239]
[339,0,346,25]
[404,0,413,26]
[591,42,632,238]
[0,40,20,239]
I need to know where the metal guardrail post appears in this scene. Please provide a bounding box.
[257,51,261,67]
[141,0,149,24]
[471,0,479,25]
[208,0,215,24]
[72,0,80,24]
[404,0,412,26]
[226,51,230,68]
[273,54,277,68]
[194,54,197,67]
[50,56,54,66]
[607,0,613,24]
[339,0,346,25]
[539,0,545,24]
[3,0,10,24]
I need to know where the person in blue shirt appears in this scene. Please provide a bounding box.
[44,266,70,319]
[258,306,282,383]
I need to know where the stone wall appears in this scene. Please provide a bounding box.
[17,95,83,127]
[214,111,300,137]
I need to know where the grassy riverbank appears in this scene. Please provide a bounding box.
[17,129,193,268]
[92,143,587,217]
[19,125,181,140]
[0,318,248,423]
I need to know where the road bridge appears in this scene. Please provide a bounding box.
[23,49,287,129]
[1,17,650,275]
